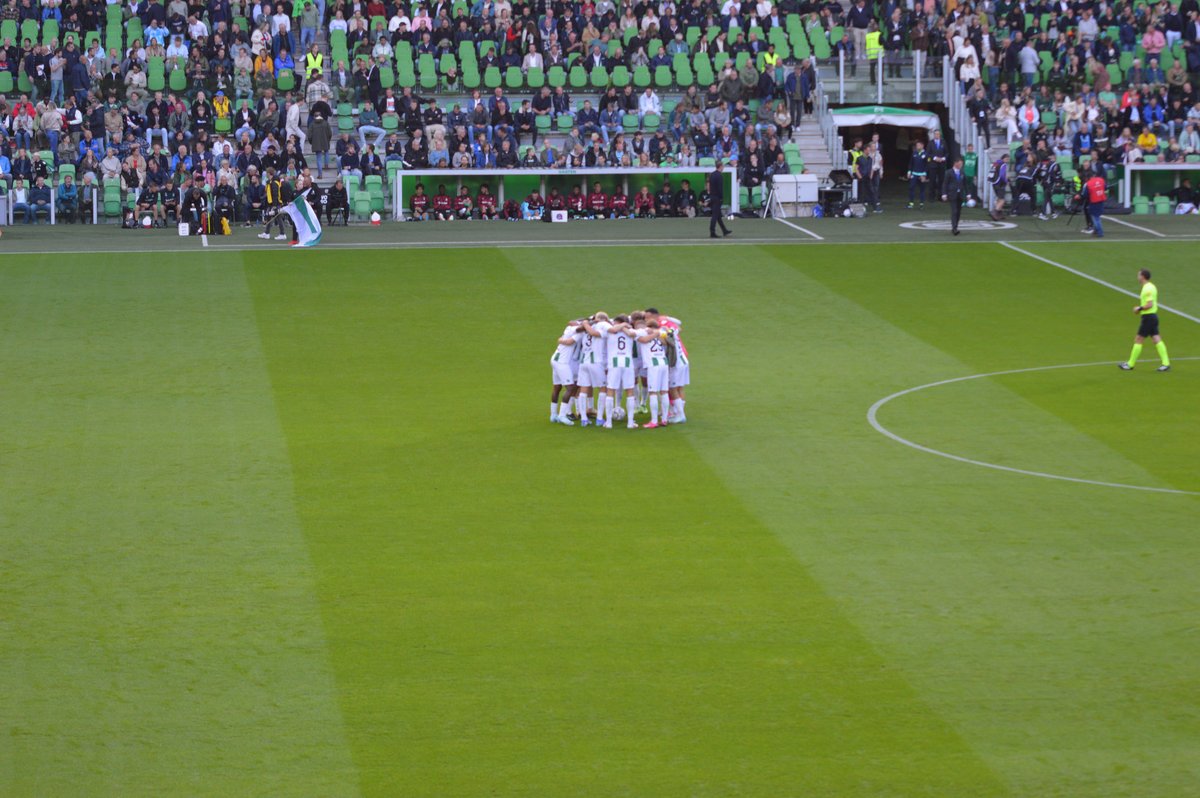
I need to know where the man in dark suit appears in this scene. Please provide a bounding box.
[708,159,732,238]
[942,155,966,235]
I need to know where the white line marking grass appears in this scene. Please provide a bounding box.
[774,217,825,240]
[867,359,1200,496]
[1000,242,1200,325]
[1102,215,1167,236]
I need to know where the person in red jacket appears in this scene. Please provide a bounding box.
[432,183,454,220]
[477,184,498,219]
[633,185,655,217]
[409,182,430,220]
[567,185,586,218]
[1084,166,1107,237]
[587,181,609,219]
[610,188,630,218]
[455,185,474,219]
[546,186,567,211]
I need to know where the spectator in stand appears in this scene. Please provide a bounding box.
[28,175,52,222]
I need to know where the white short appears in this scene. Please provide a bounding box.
[646,364,670,392]
[669,362,690,388]
[551,360,575,386]
[578,362,606,388]
[606,365,635,391]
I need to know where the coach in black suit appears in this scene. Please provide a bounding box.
[942,156,966,235]
[708,160,732,238]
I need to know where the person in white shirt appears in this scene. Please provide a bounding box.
[636,318,672,428]
[648,307,689,423]
[604,315,638,429]
[638,87,661,125]
[388,12,411,32]
[576,313,611,427]
[550,320,583,424]
[285,99,307,150]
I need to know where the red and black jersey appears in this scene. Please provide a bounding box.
[410,193,429,212]
[455,194,473,211]
[432,193,453,211]
[547,194,566,210]
[478,192,497,210]
[525,194,545,210]
[567,193,586,211]
[588,191,608,211]
[610,193,628,212]
[633,192,654,212]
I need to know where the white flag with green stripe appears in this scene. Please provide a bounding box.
[283,189,323,248]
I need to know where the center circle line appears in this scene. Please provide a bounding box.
[866,358,1200,496]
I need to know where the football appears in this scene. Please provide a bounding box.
[966,197,978,208]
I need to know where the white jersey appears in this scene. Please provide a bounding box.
[639,330,668,368]
[607,327,635,367]
[579,320,610,366]
[551,324,582,365]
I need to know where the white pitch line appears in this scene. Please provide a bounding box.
[1101,214,1167,236]
[773,216,824,240]
[1000,241,1200,325]
[867,359,1200,496]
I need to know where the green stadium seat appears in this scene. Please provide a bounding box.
[365,175,385,212]
[1153,195,1171,214]
[568,65,587,88]
[353,190,372,220]
[610,65,630,87]
[505,66,523,89]
[526,66,544,88]
[633,65,651,87]
[590,65,608,87]
[1132,195,1150,214]
[484,66,501,88]
[547,65,566,87]
[654,65,672,87]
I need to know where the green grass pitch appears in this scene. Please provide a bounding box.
[2,224,1198,796]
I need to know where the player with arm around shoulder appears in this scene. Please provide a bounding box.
[550,319,584,424]
[1119,268,1171,372]
[648,306,690,423]
[575,313,611,426]
[637,318,672,428]
[604,316,639,429]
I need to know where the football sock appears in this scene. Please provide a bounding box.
[677,399,686,417]
[551,401,557,419]
[1156,341,1170,366]
[650,398,658,424]
[577,395,589,420]
[1128,343,1143,367]
[660,395,670,420]
[604,394,614,422]
[626,397,636,424]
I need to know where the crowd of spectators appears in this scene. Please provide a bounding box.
[935,1,1200,168]
[0,0,833,223]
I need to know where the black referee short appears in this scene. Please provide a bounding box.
[1137,313,1160,337]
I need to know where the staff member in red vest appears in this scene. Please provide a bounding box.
[1084,166,1107,237]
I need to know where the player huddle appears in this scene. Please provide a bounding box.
[550,308,690,429]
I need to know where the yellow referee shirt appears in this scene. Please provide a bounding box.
[1141,282,1158,315]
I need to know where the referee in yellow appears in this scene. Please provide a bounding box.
[1119,268,1171,372]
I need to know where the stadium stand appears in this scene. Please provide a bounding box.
[1,0,1196,224]
[0,0,831,224]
